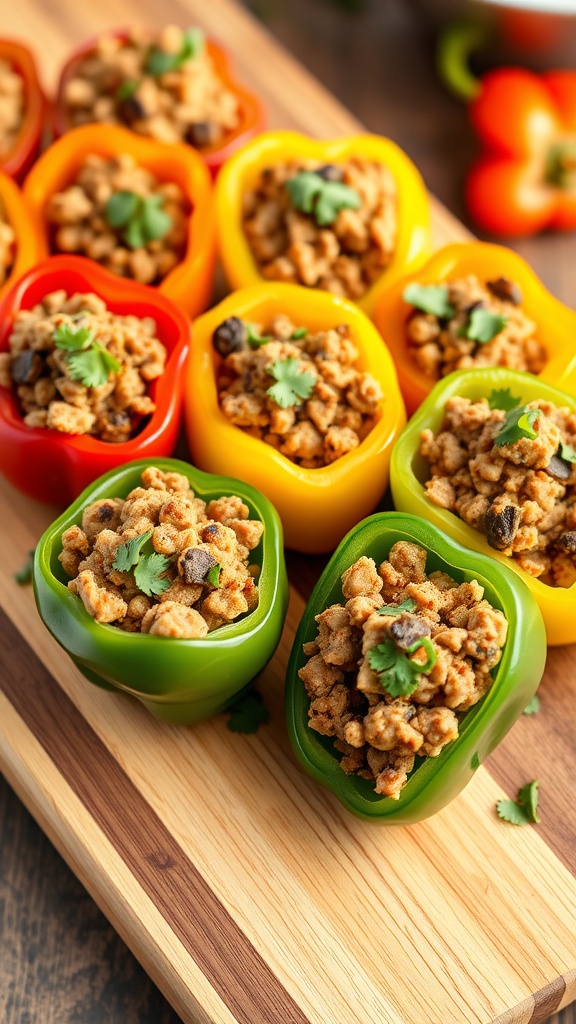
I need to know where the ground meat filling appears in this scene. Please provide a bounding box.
[0,59,24,157]
[214,314,383,468]
[59,466,263,637]
[0,202,15,287]
[406,275,547,379]
[422,395,576,587]
[0,290,166,440]
[62,26,240,148]
[45,154,189,285]
[298,541,507,799]
[242,158,397,300]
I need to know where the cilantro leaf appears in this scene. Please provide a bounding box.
[459,308,507,344]
[134,550,172,597]
[246,323,272,348]
[523,694,540,716]
[368,636,437,698]
[140,194,172,242]
[105,191,172,249]
[291,327,308,340]
[67,342,121,388]
[14,548,35,585]
[376,598,417,616]
[494,405,540,447]
[112,531,153,572]
[560,441,576,464]
[496,780,540,825]
[226,689,270,734]
[105,190,140,229]
[266,358,316,408]
[146,27,204,76]
[116,79,139,101]
[207,562,222,588]
[402,283,455,318]
[53,323,93,350]
[488,388,522,412]
[285,171,361,227]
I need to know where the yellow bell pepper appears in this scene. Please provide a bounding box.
[185,282,406,554]
[215,131,431,318]
[374,241,576,415]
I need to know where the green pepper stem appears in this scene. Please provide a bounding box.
[545,142,576,188]
[435,19,487,102]
[406,636,437,675]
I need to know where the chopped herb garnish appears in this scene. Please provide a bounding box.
[459,308,507,344]
[523,694,541,716]
[291,327,308,340]
[104,191,172,249]
[146,27,204,76]
[494,405,540,447]
[207,562,222,588]
[470,752,481,771]
[368,636,437,699]
[112,531,171,597]
[402,282,455,319]
[116,79,139,101]
[246,323,273,348]
[560,441,576,464]
[14,549,35,585]
[226,688,270,734]
[266,357,316,408]
[488,388,522,412]
[112,531,153,572]
[53,323,121,389]
[496,780,540,825]
[285,170,361,227]
[376,598,417,616]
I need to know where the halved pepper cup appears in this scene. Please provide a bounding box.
[391,366,576,645]
[184,282,407,554]
[0,39,46,181]
[0,170,41,302]
[373,241,576,415]
[33,457,288,724]
[22,123,216,317]
[53,30,266,178]
[0,255,190,505]
[286,511,546,823]
[215,130,431,317]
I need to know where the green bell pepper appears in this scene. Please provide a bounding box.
[390,366,576,646]
[285,511,546,823]
[33,457,288,724]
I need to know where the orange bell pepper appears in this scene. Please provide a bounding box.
[53,29,266,178]
[185,282,406,554]
[374,241,576,415]
[0,170,41,303]
[22,124,216,318]
[0,39,46,181]
[215,131,431,318]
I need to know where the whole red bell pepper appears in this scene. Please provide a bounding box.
[466,68,576,237]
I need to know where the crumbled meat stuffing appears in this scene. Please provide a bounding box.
[299,540,507,798]
[406,275,547,379]
[45,153,189,285]
[0,59,24,157]
[214,314,383,468]
[62,26,240,147]
[242,158,397,300]
[0,290,166,441]
[422,395,576,587]
[60,466,263,636]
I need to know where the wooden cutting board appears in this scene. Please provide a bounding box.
[1,2,576,1024]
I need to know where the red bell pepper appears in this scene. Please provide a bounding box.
[0,256,190,505]
[466,68,576,237]
[0,39,46,181]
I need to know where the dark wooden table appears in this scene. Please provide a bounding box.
[1,1,575,1022]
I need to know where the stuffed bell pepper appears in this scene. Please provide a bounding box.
[286,511,546,823]
[33,457,288,723]
[215,130,431,317]
[185,282,406,554]
[0,39,46,181]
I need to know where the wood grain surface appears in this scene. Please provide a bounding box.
[1,2,575,1024]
